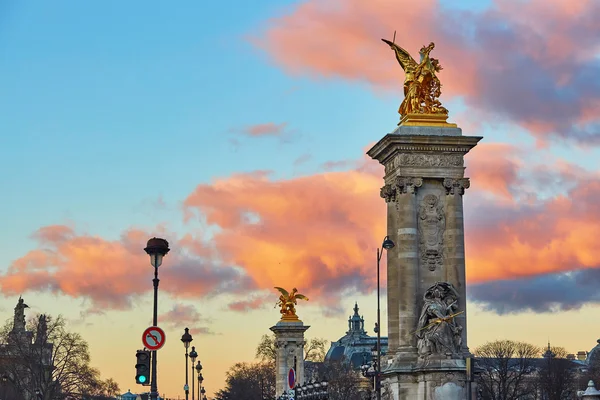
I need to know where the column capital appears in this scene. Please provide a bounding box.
[443,178,470,195]
[396,177,423,194]
[380,177,423,203]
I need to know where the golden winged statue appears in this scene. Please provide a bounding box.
[382,38,452,126]
[274,287,309,321]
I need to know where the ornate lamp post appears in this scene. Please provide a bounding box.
[375,236,395,400]
[195,360,203,400]
[144,237,170,400]
[181,328,193,400]
[189,346,198,400]
[200,386,206,400]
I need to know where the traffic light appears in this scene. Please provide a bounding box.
[135,350,151,385]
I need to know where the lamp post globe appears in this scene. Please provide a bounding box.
[382,235,395,250]
[195,360,203,373]
[144,237,170,400]
[181,328,193,400]
[144,237,170,268]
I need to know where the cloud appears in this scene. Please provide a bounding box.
[241,122,288,137]
[0,227,256,311]
[253,0,600,144]
[466,177,600,284]
[183,169,386,303]
[469,268,600,314]
[4,145,600,314]
[158,304,215,335]
[227,293,272,313]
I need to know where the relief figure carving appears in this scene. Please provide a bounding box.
[418,194,445,271]
[395,153,463,168]
[415,282,462,359]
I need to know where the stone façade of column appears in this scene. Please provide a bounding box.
[367,124,481,399]
[270,320,310,398]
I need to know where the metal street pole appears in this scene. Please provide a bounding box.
[376,236,394,400]
[185,351,189,400]
[144,238,169,400]
[376,247,382,400]
[151,262,159,400]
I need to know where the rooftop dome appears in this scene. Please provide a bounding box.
[587,339,600,365]
[324,302,388,369]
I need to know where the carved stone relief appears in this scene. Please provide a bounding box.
[418,194,445,271]
[443,178,470,196]
[415,282,462,359]
[394,153,463,168]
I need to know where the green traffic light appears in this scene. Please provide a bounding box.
[138,375,147,383]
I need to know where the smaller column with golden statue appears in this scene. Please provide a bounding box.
[270,287,310,398]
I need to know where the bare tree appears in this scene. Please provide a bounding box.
[214,361,275,400]
[474,340,541,400]
[0,314,116,400]
[315,358,367,400]
[537,353,576,400]
[255,334,328,362]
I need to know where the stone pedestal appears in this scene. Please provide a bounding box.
[270,320,310,397]
[367,124,481,400]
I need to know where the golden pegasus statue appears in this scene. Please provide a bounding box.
[274,287,308,321]
[382,37,454,127]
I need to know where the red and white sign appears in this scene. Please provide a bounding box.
[288,368,296,389]
[142,326,166,351]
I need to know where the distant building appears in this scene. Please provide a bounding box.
[325,302,388,369]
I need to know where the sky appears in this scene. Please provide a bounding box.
[1,0,600,397]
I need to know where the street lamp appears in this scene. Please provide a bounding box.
[144,237,170,400]
[181,328,193,400]
[189,346,198,400]
[196,361,203,400]
[376,235,394,400]
[200,386,206,400]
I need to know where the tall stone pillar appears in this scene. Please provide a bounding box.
[270,320,309,398]
[368,123,481,400]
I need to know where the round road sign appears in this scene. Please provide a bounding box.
[288,368,296,389]
[142,326,166,350]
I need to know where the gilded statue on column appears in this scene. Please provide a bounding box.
[274,287,309,321]
[382,36,455,127]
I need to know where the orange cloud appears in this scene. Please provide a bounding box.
[465,143,523,201]
[0,227,255,311]
[4,148,599,313]
[253,0,600,143]
[183,169,386,301]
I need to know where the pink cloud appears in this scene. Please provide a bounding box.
[4,148,600,313]
[0,228,255,311]
[253,0,600,144]
[242,122,288,137]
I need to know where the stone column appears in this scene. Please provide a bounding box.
[444,178,470,353]
[368,124,481,400]
[270,321,309,397]
[394,177,422,359]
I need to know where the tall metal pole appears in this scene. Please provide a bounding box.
[185,351,189,400]
[376,247,382,400]
[191,363,194,400]
[197,376,200,400]
[151,267,159,400]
